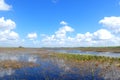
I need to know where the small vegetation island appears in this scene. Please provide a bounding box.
[18,46,24,48]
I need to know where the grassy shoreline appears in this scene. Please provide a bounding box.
[51,53,120,62]
[0,46,120,53]
[74,47,120,53]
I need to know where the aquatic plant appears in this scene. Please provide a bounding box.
[52,53,120,62]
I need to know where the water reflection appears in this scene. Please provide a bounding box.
[44,58,104,80]
[101,65,120,80]
[55,59,70,72]
[0,68,15,77]
[0,52,120,80]
[0,53,38,63]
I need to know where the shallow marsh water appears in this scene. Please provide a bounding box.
[0,49,120,80]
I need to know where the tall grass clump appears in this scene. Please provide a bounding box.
[52,53,120,62]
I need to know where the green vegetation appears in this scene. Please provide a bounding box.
[51,53,120,63]
[76,47,120,53]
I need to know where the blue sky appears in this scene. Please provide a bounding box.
[0,0,120,47]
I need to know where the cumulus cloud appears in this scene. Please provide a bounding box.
[93,29,113,40]
[0,0,11,11]
[27,33,37,40]
[42,21,74,46]
[75,29,114,45]
[60,21,68,25]
[0,17,16,30]
[76,32,93,42]
[42,20,120,47]
[0,17,19,42]
[99,16,120,33]
[0,30,19,41]
[55,26,74,38]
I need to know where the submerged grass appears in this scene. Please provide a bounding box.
[0,60,39,69]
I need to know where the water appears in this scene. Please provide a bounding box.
[53,49,120,58]
[0,50,120,80]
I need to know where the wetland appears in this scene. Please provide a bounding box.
[0,47,120,80]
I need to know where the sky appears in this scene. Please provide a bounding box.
[0,0,120,47]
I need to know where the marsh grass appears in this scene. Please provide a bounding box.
[72,47,120,53]
[51,53,120,63]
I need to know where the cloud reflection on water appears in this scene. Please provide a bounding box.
[0,68,15,77]
[0,53,38,63]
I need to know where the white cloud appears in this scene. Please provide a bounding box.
[0,17,19,42]
[0,17,16,31]
[75,29,114,45]
[99,16,120,33]
[0,30,19,41]
[93,29,113,40]
[75,29,119,46]
[0,0,11,11]
[27,33,37,40]
[60,21,68,25]
[41,20,120,47]
[9,31,19,39]
[76,32,93,42]
[42,22,74,46]
[55,26,74,38]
